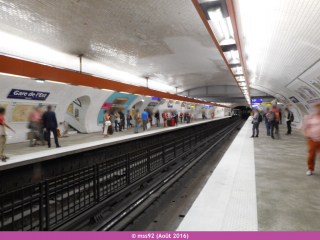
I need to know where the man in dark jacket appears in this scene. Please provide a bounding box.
[119,109,125,132]
[42,105,60,148]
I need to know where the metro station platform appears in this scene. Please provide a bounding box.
[0,117,229,171]
[177,117,320,231]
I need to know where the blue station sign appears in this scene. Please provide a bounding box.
[251,99,263,104]
[7,89,50,101]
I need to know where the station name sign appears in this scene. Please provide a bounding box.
[7,89,50,101]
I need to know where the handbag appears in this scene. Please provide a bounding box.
[57,129,61,138]
[137,117,142,123]
[105,120,111,126]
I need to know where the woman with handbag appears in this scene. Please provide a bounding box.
[134,110,141,133]
[103,110,111,138]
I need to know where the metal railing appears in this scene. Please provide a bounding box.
[0,117,239,231]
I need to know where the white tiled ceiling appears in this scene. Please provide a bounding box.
[0,0,240,95]
[234,0,320,94]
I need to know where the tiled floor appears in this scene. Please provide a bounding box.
[255,121,320,231]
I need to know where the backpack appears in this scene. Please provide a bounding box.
[289,112,294,122]
[258,114,262,122]
[268,111,275,122]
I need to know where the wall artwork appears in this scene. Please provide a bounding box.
[97,92,138,125]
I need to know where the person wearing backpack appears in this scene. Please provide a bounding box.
[251,109,260,138]
[266,105,280,139]
[285,108,294,135]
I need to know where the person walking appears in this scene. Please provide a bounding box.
[155,111,160,127]
[285,108,293,135]
[42,105,60,148]
[263,108,270,136]
[134,110,141,133]
[29,106,45,147]
[0,107,15,162]
[251,109,260,138]
[142,109,148,131]
[126,110,131,129]
[302,102,320,175]
[267,105,280,139]
[103,110,111,138]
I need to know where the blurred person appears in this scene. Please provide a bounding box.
[162,111,168,128]
[119,109,125,132]
[42,105,60,148]
[103,110,111,138]
[251,109,260,138]
[29,106,45,147]
[301,102,320,175]
[155,111,160,127]
[267,105,280,139]
[148,112,153,127]
[190,112,194,122]
[180,112,183,123]
[0,107,15,162]
[175,110,178,126]
[114,110,121,132]
[202,111,205,120]
[186,112,190,123]
[285,108,294,135]
[134,110,141,133]
[126,110,132,129]
[142,109,148,131]
[263,108,271,136]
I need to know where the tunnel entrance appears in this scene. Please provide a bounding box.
[232,106,252,119]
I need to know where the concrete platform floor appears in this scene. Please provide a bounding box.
[255,122,320,231]
[3,118,213,158]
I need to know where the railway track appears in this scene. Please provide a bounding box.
[0,117,242,231]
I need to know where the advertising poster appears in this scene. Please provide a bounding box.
[9,102,36,123]
[286,78,320,104]
[299,59,320,92]
[275,94,290,104]
[97,92,138,125]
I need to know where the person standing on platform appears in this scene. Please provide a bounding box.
[114,110,120,132]
[263,108,270,136]
[279,110,282,125]
[0,107,15,162]
[285,108,293,135]
[134,110,141,133]
[119,109,125,132]
[163,111,168,128]
[42,105,60,148]
[103,110,111,138]
[267,105,280,139]
[142,109,148,131]
[126,110,131,130]
[175,110,178,126]
[155,111,160,127]
[180,112,183,123]
[29,106,45,147]
[251,108,260,138]
[302,102,320,176]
